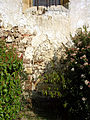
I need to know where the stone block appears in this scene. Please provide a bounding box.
[25,68,33,74]
[6,36,13,43]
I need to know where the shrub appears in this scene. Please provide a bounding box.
[39,27,90,119]
[62,27,90,119]
[0,38,23,119]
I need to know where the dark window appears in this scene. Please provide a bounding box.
[33,0,61,6]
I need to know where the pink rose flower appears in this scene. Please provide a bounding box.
[85,80,89,85]
[83,62,88,66]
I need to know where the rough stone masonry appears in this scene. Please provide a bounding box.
[0,0,90,91]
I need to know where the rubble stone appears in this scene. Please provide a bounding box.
[6,36,13,43]
[0,0,90,100]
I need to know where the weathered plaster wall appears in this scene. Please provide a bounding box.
[22,6,70,45]
[0,0,22,27]
[0,0,90,90]
[70,0,90,35]
[19,8,71,84]
[0,0,90,33]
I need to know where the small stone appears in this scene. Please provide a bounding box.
[20,37,28,44]
[18,47,24,52]
[6,36,13,43]
[23,58,30,64]
[13,32,19,38]
[28,75,32,81]
[25,46,34,59]
[25,68,32,74]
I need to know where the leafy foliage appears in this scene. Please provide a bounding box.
[0,38,23,119]
[40,27,90,119]
[63,27,90,119]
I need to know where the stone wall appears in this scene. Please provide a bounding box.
[0,8,71,90]
[19,6,71,89]
[0,0,90,91]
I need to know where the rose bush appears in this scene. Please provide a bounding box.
[40,27,90,119]
[62,27,90,119]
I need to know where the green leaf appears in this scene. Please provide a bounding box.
[3,89,7,93]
